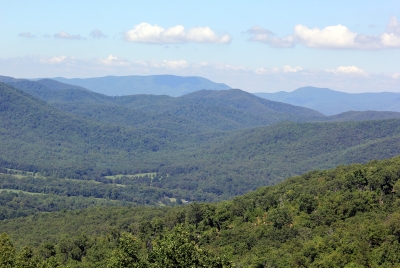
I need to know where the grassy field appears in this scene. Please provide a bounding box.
[0,189,44,195]
[105,172,157,179]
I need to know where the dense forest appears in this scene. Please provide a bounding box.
[2,78,400,267]
[2,81,400,204]
[2,156,400,267]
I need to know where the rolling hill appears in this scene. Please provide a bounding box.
[2,80,400,203]
[3,78,326,131]
[2,79,400,203]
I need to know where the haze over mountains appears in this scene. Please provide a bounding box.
[255,86,400,115]
[53,75,231,96]
[3,75,400,117]
[50,75,400,115]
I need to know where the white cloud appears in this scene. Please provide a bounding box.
[138,59,189,69]
[327,66,367,76]
[255,65,302,74]
[2,56,400,93]
[213,63,247,71]
[90,29,107,38]
[392,73,400,79]
[380,32,400,48]
[294,24,359,49]
[387,16,400,36]
[247,17,400,49]
[54,31,83,40]
[282,65,302,73]
[39,55,68,64]
[100,55,129,66]
[124,23,231,44]
[18,32,35,38]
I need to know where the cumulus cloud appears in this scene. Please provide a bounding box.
[294,24,359,49]
[124,23,231,44]
[90,29,107,38]
[18,32,35,38]
[247,16,400,49]
[327,66,367,75]
[54,31,83,40]
[100,55,129,66]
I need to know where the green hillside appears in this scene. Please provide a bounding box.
[2,156,400,267]
[0,82,174,173]
[6,79,326,131]
[150,120,400,200]
[7,79,400,131]
[2,82,400,204]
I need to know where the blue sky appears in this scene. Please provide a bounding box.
[1,0,400,93]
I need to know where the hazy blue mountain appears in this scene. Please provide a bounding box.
[4,78,327,131]
[53,75,231,96]
[255,86,400,115]
[6,77,400,130]
[6,78,116,105]
[0,75,24,83]
[325,110,400,122]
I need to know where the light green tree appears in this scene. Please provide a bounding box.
[0,233,15,268]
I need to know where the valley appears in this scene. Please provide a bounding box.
[1,75,400,267]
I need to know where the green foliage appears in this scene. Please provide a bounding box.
[108,232,144,268]
[0,233,15,268]
[3,156,400,266]
[148,225,231,267]
[3,81,400,205]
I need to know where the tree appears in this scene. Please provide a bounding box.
[108,232,146,268]
[148,225,231,268]
[0,233,15,268]
[15,247,38,268]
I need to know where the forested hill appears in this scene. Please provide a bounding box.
[2,77,113,104]
[2,156,400,267]
[4,79,327,130]
[0,82,172,172]
[2,81,400,203]
[5,77,400,128]
[255,86,400,115]
[180,89,324,119]
[53,74,231,96]
[1,82,400,206]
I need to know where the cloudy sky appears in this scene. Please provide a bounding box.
[1,0,400,93]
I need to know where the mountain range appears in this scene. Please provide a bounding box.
[53,75,231,96]
[255,86,400,115]
[4,75,400,117]
[2,77,400,202]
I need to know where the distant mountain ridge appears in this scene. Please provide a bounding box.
[53,75,231,96]
[3,77,400,129]
[2,78,327,131]
[255,86,400,115]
